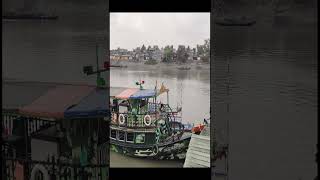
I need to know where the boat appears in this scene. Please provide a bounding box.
[3,12,58,20]
[215,16,256,26]
[177,66,191,70]
[182,123,193,132]
[192,123,206,134]
[109,81,192,160]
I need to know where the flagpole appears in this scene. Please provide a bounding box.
[167,90,169,105]
[155,80,157,111]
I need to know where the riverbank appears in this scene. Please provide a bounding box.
[110,61,210,71]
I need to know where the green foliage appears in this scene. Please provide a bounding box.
[163,45,174,63]
[197,39,210,63]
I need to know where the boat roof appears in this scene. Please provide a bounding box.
[115,88,139,99]
[110,87,128,98]
[3,81,57,110]
[130,89,157,99]
[3,80,108,119]
[19,84,95,119]
[64,88,109,118]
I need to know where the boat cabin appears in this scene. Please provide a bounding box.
[109,85,184,148]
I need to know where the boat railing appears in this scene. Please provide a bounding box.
[111,112,158,128]
[2,111,57,138]
[2,154,108,180]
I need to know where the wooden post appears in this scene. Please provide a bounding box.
[226,57,230,180]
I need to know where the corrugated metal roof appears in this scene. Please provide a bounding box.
[115,88,139,99]
[64,88,109,118]
[2,81,57,111]
[110,87,128,98]
[130,89,157,99]
[19,85,94,119]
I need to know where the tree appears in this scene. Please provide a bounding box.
[197,44,204,56]
[176,45,189,64]
[141,44,146,52]
[193,48,196,56]
[163,45,174,63]
[187,46,191,52]
[196,39,210,63]
[201,39,210,63]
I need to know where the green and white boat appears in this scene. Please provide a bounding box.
[110,81,192,160]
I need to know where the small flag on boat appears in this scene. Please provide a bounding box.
[159,83,169,94]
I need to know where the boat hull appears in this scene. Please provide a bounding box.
[110,135,191,160]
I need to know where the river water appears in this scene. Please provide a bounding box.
[212,7,317,180]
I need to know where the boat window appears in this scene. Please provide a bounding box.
[135,133,145,144]
[118,131,125,141]
[119,105,128,113]
[110,129,117,139]
[126,132,134,143]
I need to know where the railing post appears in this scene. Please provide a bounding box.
[73,166,77,180]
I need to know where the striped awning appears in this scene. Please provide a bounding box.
[19,85,95,119]
[115,88,139,99]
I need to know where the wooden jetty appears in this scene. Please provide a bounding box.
[183,126,210,168]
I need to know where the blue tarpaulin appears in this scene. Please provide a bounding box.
[64,88,109,118]
[130,89,156,99]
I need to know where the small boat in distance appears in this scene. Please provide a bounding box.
[3,12,58,20]
[215,16,256,26]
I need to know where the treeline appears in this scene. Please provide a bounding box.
[163,39,210,63]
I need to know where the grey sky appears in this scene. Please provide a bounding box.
[110,13,210,50]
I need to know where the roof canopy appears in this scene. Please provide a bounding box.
[115,88,139,99]
[64,88,109,118]
[130,89,157,99]
[3,80,168,119]
[4,81,110,119]
[3,81,57,110]
[114,88,167,99]
[19,85,94,119]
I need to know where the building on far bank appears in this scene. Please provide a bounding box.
[110,54,132,61]
[147,45,162,62]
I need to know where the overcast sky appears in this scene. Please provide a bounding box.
[110,13,210,50]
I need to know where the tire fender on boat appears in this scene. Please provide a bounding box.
[152,145,159,155]
[144,115,152,126]
[118,114,126,125]
[112,113,118,123]
[30,164,50,180]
